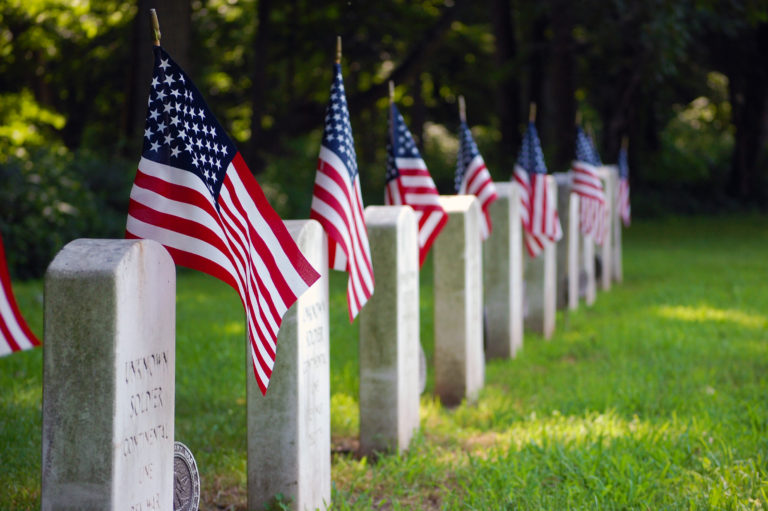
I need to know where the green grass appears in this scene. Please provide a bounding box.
[1,214,767,509]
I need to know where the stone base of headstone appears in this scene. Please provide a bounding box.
[359,206,420,456]
[483,182,523,359]
[43,239,176,511]
[433,195,484,406]
[247,220,330,511]
[523,177,557,339]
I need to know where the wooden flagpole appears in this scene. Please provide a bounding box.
[335,36,342,64]
[529,102,537,123]
[458,95,466,123]
[621,135,629,151]
[150,9,161,46]
[388,81,396,145]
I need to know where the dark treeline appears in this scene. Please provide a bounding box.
[1,0,766,277]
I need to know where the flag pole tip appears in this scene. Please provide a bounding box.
[388,81,395,102]
[458,95,466,123]
[335,36,342,64]
[621,135,629,149]
[529,102,537,123]
[575,110,582,126]
[150,8,161,46]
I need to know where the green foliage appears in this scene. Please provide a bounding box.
[0,148,134,278]
[2,215,768,509]
[652,72,734,186]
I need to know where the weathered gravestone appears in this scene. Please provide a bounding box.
[553,172,571,310]
[433,195,484,406]
[567,190,582,310]
[359,206,420,455]
[247,220,330,511]
[523,176,557,339]
[43,239,175,511]
[483,182,523,359]
[608,165,624,283]
[597,165,615,291]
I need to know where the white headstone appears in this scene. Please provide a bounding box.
[553,173,571,310]
[583,233,597,306]
[609,165,623,283]
[433,195,484,406]
[42,239,175,511]
[523,176,557,339]
[359,206,420,455]
[247,220,330,511]
[568,192,581,310]
[483,183,523,358]
[597,166,615,291]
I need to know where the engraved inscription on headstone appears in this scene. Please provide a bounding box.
[247,219,330,511]
[42,239,175,511]
[173,442,200,511]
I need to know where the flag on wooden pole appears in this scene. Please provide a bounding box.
[454,96,498,240]
[0,234,40,357]
[310,38,374,321]
[513,116,562,257]
[385,92,448,266]
[126,44,320,395]
[571,126,607,245]
[617,137,631,227]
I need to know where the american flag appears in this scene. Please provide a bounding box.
[455,121,498,240]
[385,102,448,266]
[617,143,631,227]
[126,46,320,395]
[513,121,562,257]
[310,63,374,321]
[0,234,40,357]
[571,127,607,245]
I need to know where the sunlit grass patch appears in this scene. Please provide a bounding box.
[655,304,767,329]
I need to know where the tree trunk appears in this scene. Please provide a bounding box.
[726,23,768,200]
[491,0,520,168]
[246,0,274,174]
[549,0,575,173]
[126,0,191,154]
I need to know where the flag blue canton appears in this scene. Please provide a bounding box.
[618,146,629,179]
[516,121,548,176]
[455,121,480,192]
[142,47,236,200]
[322,63,358,178]
[385,104,421,183]
[575,127,601,165]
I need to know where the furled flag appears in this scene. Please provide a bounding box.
[513,121,562,257]
[310,62,374,321]
[126,46,320,395]
[0,234,40,357]
[455,119,498,240]
[617,141,631,227]
[385,102,448,266]
[571,126,607,245]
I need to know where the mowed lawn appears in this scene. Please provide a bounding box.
[1,214,767,509]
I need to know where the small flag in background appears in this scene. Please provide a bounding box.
[513,121,562,257]
[0,234,40,357]
[385,102,448,266]
[571,126,607,245]
[455,119,498,240]
[617,140,631,227]
[310,62,374,321]
[126,46,320,395]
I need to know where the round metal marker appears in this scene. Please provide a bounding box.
[173,441,200,511]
